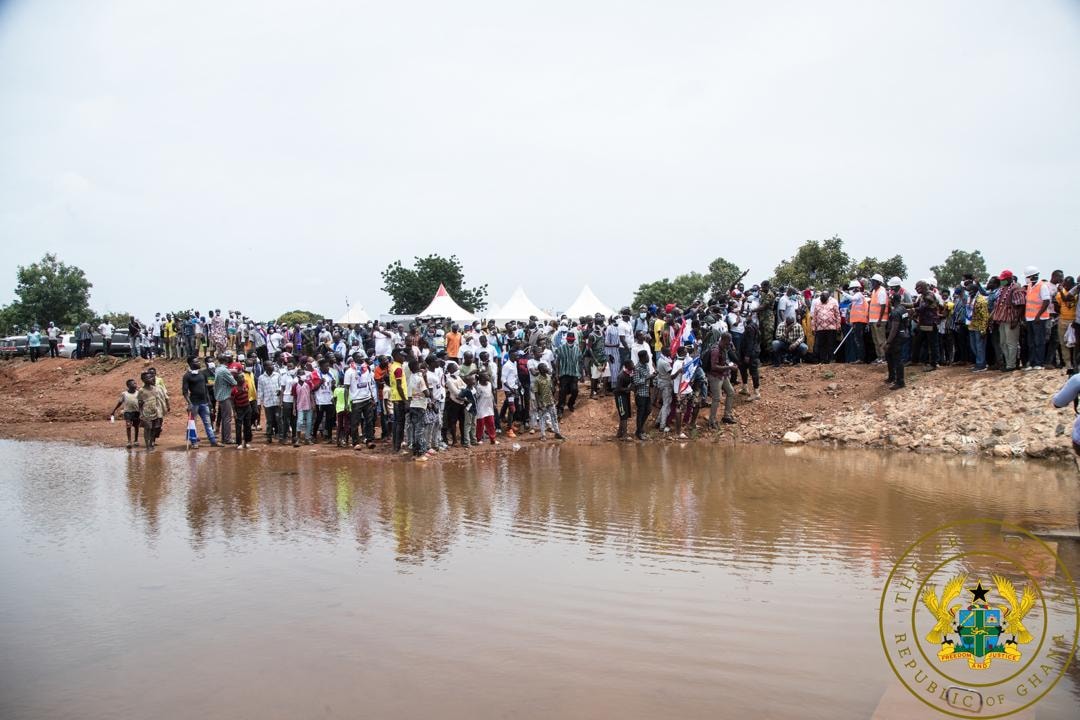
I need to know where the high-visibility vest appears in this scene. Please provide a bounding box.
[1026,281,1049,321]
[849,293,869,324]
[868,287,889,323]
[388,361,409,401]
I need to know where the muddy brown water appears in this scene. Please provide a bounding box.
[0,439,1078,720]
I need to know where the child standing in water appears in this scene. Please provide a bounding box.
[136,372,166,450]
[533,363,564,440]
[333,379,350,447]
[474,371,497,445]
[110,378,141,448]
[295,371,314,445]
[459,374,478,447]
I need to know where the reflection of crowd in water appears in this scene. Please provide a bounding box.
[119,447,1080,574]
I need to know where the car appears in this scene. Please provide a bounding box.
[86,330,133,357]
[57,333,78,358]
[0,336,27,359]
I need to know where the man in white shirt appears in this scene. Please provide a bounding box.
[424,357,447,450]
[98,321,115,355]
[630,331,654,374]
[372,323,393,358]
[669,345,696,439]
[500,353,520,435]
[777,288,801,324]
[617,309,634,364]
[276,364,298,444]
[268,327,283,356]
[345,354,378,448]
[152,314,163,355]
[46,322,60,358]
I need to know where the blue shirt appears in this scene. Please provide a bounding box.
[27,331,41,347]
[1052,373,1080,445]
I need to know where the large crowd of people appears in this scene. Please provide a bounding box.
[15,264,1079,458]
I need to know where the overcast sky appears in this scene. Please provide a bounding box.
[1,0,1077,321]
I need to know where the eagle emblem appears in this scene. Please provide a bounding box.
[920,574,1036,670]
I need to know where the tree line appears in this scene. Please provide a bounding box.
[631,236,986,308]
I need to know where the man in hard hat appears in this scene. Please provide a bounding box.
[843,280,868,363]
[990,270,1027,371]
[1024,266,1052,370]
[867,274,889,363]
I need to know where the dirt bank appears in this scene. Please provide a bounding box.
[0,356,1074,464]
[790,364,1078,462]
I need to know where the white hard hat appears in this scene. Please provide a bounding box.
[848,280,861,290]
[1024,265,1039,277]
[887,276,902,288]
[871,273,884,284]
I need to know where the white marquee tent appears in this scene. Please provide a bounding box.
[336,304,371,325]
[564,284,614,319]
[489,286,553,325]
[416,284,476,322]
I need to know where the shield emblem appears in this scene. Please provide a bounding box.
[958,608,1002,658]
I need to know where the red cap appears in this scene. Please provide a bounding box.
[998,269,1014,280]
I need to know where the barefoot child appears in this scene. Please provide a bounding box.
[534,363,565,440]
[136,372,166,450]
[459,374,478,447]
[333,379,350,448]
[111,379,141,448]
[474,371,497,445]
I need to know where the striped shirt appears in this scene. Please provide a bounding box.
[554,342,582,377]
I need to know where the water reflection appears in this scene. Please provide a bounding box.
[105,443,1080,576]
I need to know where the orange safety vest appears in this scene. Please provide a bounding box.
[868,287,889,323]
[849,293,869,324]
[1025,281,1049,321]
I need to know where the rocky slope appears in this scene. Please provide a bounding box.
[788,365,1077,462]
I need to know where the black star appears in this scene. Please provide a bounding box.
[970,581,990,602]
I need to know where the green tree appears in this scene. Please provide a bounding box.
[848,255,908,284]
[930,250,988,290]
[0,304,23,336]
[277,310,325,327]
[773,236,851,291]
[632,272,711,309]
[2,253,93,331]
[705,257,746,297]
[381,254,487,314]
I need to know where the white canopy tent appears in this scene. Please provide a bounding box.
[564,284,614,319]
[489,286,553,325]
[336,304,371,325]
[416,284,476,322]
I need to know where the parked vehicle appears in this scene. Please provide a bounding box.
[0,336,28,359]
[57,333,78,358]
[87,330,133,357]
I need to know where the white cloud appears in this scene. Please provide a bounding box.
[54,171,91,195]
[0,0,1078,319]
